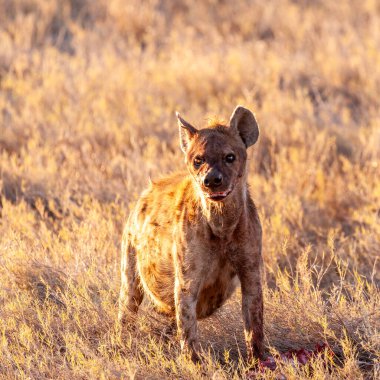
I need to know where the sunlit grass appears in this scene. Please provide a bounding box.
[0,0,379,378]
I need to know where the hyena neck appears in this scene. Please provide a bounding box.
[198,181,247,239]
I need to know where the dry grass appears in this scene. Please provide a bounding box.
[0,0,379,378]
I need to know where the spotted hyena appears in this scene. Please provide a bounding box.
[118,106,264,361]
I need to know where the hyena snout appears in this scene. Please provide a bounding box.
[203,169,223,189]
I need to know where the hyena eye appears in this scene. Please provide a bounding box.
[193,157,204,168]
[225,153,235,163]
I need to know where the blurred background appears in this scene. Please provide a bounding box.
[0,1,379,378]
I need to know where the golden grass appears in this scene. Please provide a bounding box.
[0,0,379,378]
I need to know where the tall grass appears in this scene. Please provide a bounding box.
[0,0,379,378]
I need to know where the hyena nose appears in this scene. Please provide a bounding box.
[204,171,223,188]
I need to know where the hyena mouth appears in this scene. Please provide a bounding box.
[206,188,233,201]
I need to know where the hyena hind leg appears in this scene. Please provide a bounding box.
[118,242,144,325]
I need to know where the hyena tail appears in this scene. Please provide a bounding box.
[118,233,144,324]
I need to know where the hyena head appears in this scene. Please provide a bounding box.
[177,106,259,202]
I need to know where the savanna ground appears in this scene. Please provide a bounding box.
[0,0,379,379]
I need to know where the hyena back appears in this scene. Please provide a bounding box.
[119,106,264,361]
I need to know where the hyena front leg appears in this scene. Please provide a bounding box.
[238,259,264,361]
[174,248,202,361]
[174,280,201,361]
[118,238,144,325]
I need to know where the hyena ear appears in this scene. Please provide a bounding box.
[176,112,198,153]
[229,106,259,147]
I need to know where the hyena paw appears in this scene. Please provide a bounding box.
[117,310,138,331]
[180,339,201,363]
[247,343,265,363]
